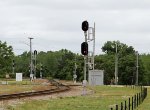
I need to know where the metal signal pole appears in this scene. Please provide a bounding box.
[34,50,37,79]
[93,23,95,70]
[73,56,77,84]
[115,43,118,85]
[81,20,89,95]
[40,63,43,78]
[84,31,87,81]
[87,23,95,70]
[135,51,139,85]
[29,37,34,79]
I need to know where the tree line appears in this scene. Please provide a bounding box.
[0,40,150,85]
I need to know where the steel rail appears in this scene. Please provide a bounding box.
[0,79,70,100]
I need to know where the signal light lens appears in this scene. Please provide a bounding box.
[82,21,89,31]
[81,42,88,55]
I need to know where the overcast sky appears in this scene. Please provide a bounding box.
[1,0,150,55]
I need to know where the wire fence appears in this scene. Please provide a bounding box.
[110,86,147,110]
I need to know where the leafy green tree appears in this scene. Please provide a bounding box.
[102,41,135,55]
[95,54,115,84]
[140,54,150,85]
[96,41,145,85]
[55,49,75,80]
[12,40,146,85]
[14,51,30,77]
[0,41,14,77]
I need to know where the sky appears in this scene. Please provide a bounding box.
[0,0,150,55]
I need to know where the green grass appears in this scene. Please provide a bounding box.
[7,86,141,110]
[0,79,52,95]
[0,79,37,85]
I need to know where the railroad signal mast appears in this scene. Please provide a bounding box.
[81,21,89,81]
[81,20,95,81]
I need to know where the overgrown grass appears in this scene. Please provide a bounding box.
[7,86,141,110]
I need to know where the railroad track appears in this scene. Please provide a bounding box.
[0,79,70,100]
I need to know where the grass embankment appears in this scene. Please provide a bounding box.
[7,86,140,110]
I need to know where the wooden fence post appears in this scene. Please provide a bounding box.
[116,105,118,110]
[132,97,133,110]
[139,93,141,104]
[137,93,139,107]
[134,94,136,109]
[110,86,147,110]
[125,100,127,110]
[129,98,130,110]
[121,102,123,110]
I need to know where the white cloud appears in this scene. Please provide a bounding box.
[0,0,150,55]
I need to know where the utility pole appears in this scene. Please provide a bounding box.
[29,37,34,80]
[115,43,118,85]
[135,51,139,85]
[34,50,37,79]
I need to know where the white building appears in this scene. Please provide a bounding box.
[88,70,104,85]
